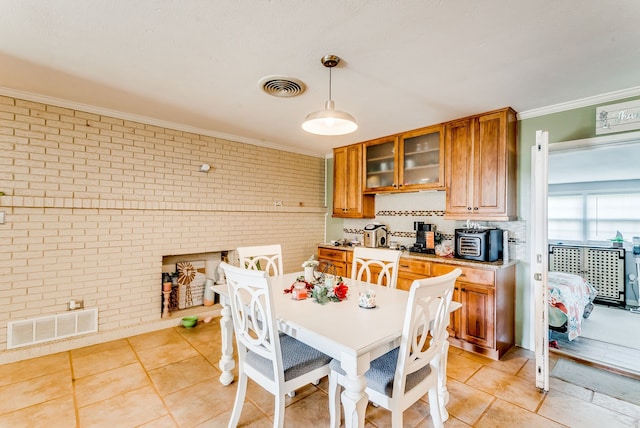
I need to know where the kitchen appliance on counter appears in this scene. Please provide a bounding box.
[455,228,503,262]
[408,222,436,254]
[363,224,388,248]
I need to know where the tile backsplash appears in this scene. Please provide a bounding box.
[342,191,526,261]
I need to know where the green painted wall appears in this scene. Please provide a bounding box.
[516,94,640,348]
[324,157,344,241]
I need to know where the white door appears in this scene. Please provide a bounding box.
[531,130,549,391]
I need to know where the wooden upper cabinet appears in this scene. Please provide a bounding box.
[399,124,445,191]
[363,135,398,192]
[364,124,444,194]
[444,119,473,214]
[444,107,517,220]
[332,144,375,218]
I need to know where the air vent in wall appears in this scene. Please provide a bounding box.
[7,308,98,349]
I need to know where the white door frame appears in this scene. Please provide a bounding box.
[531,128,640,391]
[532,130,549,391]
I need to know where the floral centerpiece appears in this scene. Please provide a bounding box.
[311,277,348,304]
[283,276,349,304]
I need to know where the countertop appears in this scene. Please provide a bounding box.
[317,243,517,270]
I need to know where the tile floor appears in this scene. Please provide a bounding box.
[1,318,640,427]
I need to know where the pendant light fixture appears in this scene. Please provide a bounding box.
[302,54,358,136]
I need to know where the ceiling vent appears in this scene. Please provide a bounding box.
[259,76,306,98]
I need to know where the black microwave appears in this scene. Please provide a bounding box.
[454,229,503,262]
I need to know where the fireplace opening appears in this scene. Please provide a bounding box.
[161,251,230,318]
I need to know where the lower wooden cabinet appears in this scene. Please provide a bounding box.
[432,262,515,360]
[396,258,431,291]
[456,282,495,349]
[317,246,515,360]
[317,247,350,277]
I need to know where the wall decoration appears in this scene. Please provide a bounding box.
[596,99,640,135]
[176,261,206,308]
[177,261,197,285]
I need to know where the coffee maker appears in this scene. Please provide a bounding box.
[409,222,436,254]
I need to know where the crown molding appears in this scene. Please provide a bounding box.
[517,86,640,120]
[6,85,640,154]
[0,86,324,158]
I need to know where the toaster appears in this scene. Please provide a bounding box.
[454,228,503,262]
[363,224,388,248]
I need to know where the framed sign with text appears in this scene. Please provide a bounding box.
[596,99,640,135]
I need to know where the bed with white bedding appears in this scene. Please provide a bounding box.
[547,271,598,341]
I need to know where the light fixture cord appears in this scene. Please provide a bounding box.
[328,66,332,101]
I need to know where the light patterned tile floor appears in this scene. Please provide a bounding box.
[1,318,639,427]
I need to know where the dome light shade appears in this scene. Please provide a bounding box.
[302,54,357,136]
[302,100,358,135]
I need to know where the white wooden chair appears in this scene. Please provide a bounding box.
[351,247,402,288]
[220,262,332,428]
[236,244,283,276]
[236,244,320,396]
[328,268,462,428]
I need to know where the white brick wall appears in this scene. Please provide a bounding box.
[0,95,327,362]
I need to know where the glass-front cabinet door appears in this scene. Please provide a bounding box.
[363,125,444,194]
[364,136,398,193]
[399,124,444,191]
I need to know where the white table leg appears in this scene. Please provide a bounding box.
[218,301,235,386]
[340,355,369,428]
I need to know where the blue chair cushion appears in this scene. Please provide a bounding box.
[330,347,431,396]
[247,334,331,381]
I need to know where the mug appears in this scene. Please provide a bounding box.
[359,290,376,308]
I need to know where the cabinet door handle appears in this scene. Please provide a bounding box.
[454,287,458,291]
[461,288,466,292]
[467,207,472,211]
[400,264,410,268]
[474,207,479,211]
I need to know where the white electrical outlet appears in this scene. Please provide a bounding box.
[68,299,84,310]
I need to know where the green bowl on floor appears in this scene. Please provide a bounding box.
[181,316,198,328]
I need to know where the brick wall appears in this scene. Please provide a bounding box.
[0,95,327,362]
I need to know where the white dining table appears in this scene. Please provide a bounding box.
[211,271,459,428]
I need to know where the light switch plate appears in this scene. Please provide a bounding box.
[0,211,4,224]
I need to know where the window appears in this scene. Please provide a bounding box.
[548,191,640,243]
[548,195,582,241]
